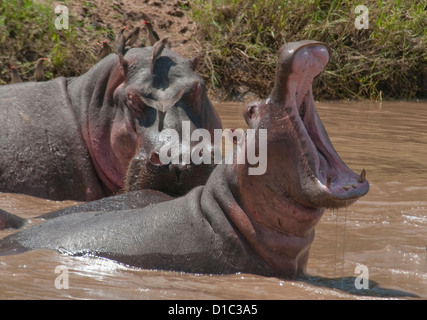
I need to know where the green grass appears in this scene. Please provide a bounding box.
[191,0,426,100]
[1,0,425,100]
[0,0,107,83]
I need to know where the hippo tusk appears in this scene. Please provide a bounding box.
[358,168,366,183]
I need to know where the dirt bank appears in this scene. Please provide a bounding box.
[0,0,202,85]
[67,0,200,57]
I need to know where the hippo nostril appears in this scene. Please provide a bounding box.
[149,152,164,166]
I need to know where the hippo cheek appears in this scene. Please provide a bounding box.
[265,42,369,209]
[110,106,139,178]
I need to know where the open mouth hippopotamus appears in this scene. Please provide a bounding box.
[0,40,369,279]
[0,43,221,201]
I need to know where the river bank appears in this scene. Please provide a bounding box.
[0,0,425,101]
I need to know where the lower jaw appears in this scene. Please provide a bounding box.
[298,186,368,209]
[296,152,369,209]
[310,196,358,210]
[287,178,365,211]
[293,185,361,210]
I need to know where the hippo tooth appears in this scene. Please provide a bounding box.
[343,185,350,191]
[358,168,366,183]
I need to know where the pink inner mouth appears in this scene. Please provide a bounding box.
[283,44,369,208]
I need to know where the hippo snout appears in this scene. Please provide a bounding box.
[148,151,189,183]
[124,141,217,196]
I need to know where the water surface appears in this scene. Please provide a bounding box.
[0,100,426,299]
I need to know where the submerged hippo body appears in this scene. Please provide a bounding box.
[0,41,369,279]
[0,46,221,201]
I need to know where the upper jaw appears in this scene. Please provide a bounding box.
[268,41,369,209]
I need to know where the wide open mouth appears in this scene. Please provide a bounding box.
[273,41,369,208]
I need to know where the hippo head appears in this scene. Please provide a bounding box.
[228,41,369,277]
[83,46,221,197]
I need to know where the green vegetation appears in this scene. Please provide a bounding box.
[0,0,425,100]
[0,0,107,83]
[191,0,426,100]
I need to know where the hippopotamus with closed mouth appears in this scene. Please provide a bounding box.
[0,41,369,279]
[0,42,221,201]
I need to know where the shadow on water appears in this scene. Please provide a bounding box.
[301,275,420,298]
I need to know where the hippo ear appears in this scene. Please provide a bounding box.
[117,54,129,77]
[190,52,204,72]
[150,37,168,74]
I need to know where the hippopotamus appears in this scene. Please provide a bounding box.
[0,209,25,230]
[0,40,369,279]
[0,43,221,201]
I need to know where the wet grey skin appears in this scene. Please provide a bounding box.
[0,42,221,201]
[0,41,369,279]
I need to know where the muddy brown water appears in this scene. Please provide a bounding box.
[0,101,426,300]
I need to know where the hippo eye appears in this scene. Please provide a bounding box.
[248,106,255,117]
[127,92,157,127]
[245,103,258,120]
[127,92,146,117]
